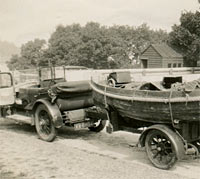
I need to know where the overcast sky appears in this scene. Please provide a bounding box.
[0,0,199,46]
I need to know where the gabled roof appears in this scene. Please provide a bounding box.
[143,43,183,58]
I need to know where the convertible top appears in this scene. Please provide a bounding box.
[51,80,92,98]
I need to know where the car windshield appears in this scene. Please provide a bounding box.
[40,66,64,81]
[40,66,88,81]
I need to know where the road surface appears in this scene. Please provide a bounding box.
[0,118,199,179]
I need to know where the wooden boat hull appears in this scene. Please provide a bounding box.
[91,80,200,126]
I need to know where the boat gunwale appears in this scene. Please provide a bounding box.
[90,80,200,103]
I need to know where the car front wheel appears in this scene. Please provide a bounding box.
[35,104,57,142]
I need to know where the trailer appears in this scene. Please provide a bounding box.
[91,71,200,169]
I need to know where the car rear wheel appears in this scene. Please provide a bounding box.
[35,104,57,142]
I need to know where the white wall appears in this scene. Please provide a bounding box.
[66,67,200,82]
[12,67,200,85]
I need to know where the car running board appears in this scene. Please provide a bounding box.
[6,114,33,125]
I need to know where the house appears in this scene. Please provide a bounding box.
[140,43,183,68]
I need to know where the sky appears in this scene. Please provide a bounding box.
[0,0,199,47]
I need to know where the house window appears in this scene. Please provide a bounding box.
[168,63,172,68]
[173,63,177,68]
[178,63,182,67]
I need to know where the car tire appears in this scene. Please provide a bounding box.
[35,104,57,142]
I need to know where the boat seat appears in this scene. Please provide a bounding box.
[139,82,166,91]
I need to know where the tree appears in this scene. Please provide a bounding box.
[45,22,167,69]
[7,22,168,70]
[46,24,82,66]
[168,11,200,67]
[7,39,46,70]
[7,54,22,70]
[105,23,168,68]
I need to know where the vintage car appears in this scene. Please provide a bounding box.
[0,66,106,142]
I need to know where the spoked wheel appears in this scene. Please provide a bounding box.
[88,120,106,132]
[145,130,177,169]
[35,104,57,142]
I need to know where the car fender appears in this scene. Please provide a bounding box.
[33,99,63,128]
[138,124,185,160]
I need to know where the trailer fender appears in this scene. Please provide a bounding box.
[138,124,185,160]
[33,99,63,128]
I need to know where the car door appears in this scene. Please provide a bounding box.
[0,72,15,105]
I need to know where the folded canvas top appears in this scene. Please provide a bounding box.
[51,80,92,95]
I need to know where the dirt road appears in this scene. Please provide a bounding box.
[0,118,199,179]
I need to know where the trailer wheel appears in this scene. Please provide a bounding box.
[89,120,106,132]
[145,130,177,169]
[35,104,57,142]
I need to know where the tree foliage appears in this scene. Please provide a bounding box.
[45,22,168,69]
[7,39,46,70]
[7,23,168,70]
[168,10,200,67]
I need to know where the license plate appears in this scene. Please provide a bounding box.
[74,122,93,129]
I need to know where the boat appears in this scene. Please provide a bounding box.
[91,73,200,127]
[90,71,200,169]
